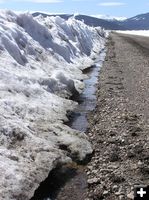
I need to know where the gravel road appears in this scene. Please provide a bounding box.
[86,33,149,200]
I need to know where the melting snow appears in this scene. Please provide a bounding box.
[0,10,106,200]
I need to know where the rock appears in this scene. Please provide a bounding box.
[92,169,98,174]
[115,192,121,196]
[113,185,118,189]
[109,151,120,162]
[127,192,134,199]
[119,195,125,200]
[87,178,100,185]
[111,174,125,183]
[103,190,109,195]
[87,166,94,171]
[87,171,91,175]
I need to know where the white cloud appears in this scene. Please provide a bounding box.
[98,2,126,7]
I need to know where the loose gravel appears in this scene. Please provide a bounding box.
[86,33,149,200]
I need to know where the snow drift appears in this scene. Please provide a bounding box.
[0,10,106,200]
[117,30,149,37]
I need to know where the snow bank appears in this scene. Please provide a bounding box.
[0,10,106,200]
[117,30,149,37]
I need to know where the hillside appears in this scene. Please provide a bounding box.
[33,12,125,30]
[120,12,149,30]
[33,12,149,30]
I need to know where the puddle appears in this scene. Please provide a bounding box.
[67,49,106,132]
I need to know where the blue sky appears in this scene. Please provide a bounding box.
[0,0,149,18]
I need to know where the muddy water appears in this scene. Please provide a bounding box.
[31,49,106,200]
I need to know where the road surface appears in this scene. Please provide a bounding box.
[86,32,149,200]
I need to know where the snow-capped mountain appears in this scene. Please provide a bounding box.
[0,10,106,200]
[120,12,149,30]
[33,12,125,30]
[76,12,149,30]
[33,12,149,30]
[92,14,127,21]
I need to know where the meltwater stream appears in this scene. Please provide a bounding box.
[67,49,106,132]
[31,50,106,200]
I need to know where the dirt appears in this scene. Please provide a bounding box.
[86,32,149,200]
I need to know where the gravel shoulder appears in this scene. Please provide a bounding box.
[86,33,149,200]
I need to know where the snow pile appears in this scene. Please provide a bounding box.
[0,10,106,200]
[117,30,149,37]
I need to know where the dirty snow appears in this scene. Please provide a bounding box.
[0,10,106,200]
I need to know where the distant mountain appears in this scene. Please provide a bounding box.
[92,14,127,21]
[119,13,149,30]
[74,15,125,30]
[32,12,125,30]
[33,12,149,30]
[33,12,72,20]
